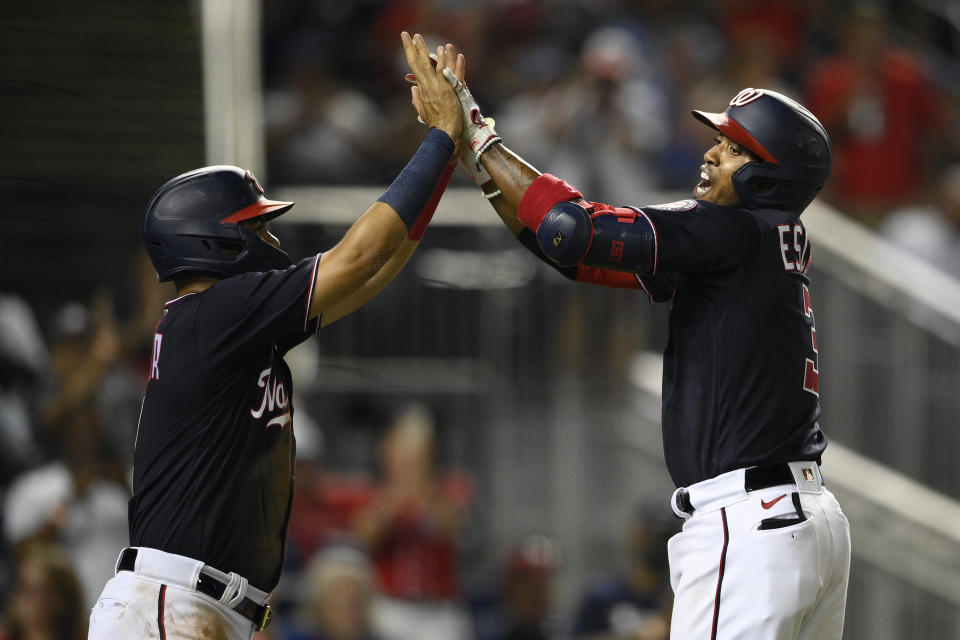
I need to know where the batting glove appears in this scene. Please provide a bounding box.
[441,68,502,174]
[457,116,496,186]
[406,60,500,186]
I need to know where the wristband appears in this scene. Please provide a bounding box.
[408,163,455,241]
[378,128,455,230]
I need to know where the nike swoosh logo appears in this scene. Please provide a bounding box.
[761,494,788,509]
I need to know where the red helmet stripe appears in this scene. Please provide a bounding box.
[691,110,779,164]
[220,199,294,223]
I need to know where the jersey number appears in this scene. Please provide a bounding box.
[802,284,819,396]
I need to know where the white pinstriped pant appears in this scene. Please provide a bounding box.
[667,463,850,639]
[88,548,267,640]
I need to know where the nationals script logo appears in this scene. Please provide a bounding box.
[729,88,764,107]
[250,367,291,429]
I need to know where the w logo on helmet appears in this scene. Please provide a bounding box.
[729,88,764,107]
[245,170,265,195]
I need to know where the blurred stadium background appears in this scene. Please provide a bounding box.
[1,1,959,638]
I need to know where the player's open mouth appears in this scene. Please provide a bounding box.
[694,170,711,197]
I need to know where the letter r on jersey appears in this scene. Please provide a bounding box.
[150,333,163,381]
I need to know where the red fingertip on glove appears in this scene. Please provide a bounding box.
[408,163,456,241]
[517,174,584,231]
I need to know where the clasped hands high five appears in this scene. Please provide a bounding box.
[401,33,500,187]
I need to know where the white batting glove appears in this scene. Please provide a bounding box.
[441,68,502,173]
[459,116,495,186]
[406,60,499,186]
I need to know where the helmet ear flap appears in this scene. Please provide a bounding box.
[732,162,814,215]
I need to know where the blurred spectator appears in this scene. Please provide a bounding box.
[879,163,960,276]
[277,546,383,640]
[805,6,950,223]
[353,404,473,640]
[0,294,50,611]
[265,39,389,184]
[471,534,562,640]
[654,19,725,190]
[0,294,47,488]
[491,40,572,171]
[3,460,128,611]
[93,252,174,468]
[4,297,133,609]
[716,0,816,77]
[684,35,796,115]
[40,256,163,478]
[0,543,87,640]
[496,25,670,204]
[571,502,676,640]
[42,299,126,482]
[285,414,373,567]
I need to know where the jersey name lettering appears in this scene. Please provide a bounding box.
[250,367,290,426]
[777,223,809,273]
[150,333,163,380]
[610,240,624,262]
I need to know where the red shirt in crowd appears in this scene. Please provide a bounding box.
[805,49,943,212]
[360,473,472,600]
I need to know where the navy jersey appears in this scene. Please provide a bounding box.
[129,255,321,591]
[638,199,826,487]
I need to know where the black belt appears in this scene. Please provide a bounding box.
[674,463,800,516]
[117,548,272,631]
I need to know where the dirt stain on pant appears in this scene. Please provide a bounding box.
[165,595,235,640]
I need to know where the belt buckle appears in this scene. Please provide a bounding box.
[257,604,272,632]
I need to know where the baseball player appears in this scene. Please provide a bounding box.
[87,33,461,640]
[433,50,851,639]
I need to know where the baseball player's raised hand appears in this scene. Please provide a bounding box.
[401,32,461,142]
[429,43,501,187]
[404,42,499,186]
[405,44,467,160]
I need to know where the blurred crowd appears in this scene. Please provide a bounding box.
[263,0,960,276]
[0,253,169,640]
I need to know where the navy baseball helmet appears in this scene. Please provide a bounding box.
[692,88,832,214]
[143,166,295,281]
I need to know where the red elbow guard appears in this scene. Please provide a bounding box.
[518,174,584,231]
